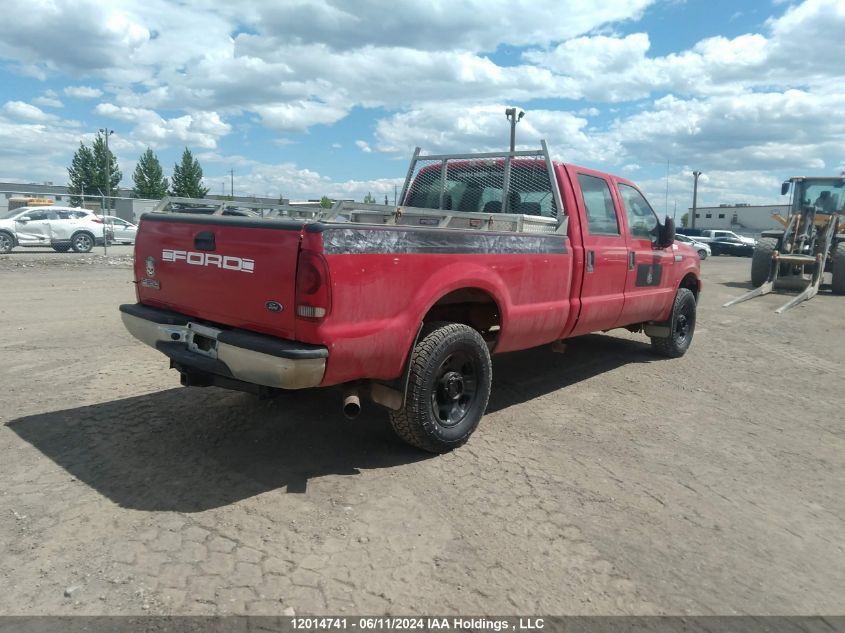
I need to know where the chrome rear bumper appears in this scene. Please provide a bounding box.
[119,304,327,390]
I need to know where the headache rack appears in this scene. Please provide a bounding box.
[152,141,567,236]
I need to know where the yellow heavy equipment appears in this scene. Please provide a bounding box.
[724,176,845,313]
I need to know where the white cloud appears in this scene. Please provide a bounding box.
[64,85,104,99]
[355,140,372,153]
[3,101,54,122]
[32,90,64,108]
[0,114,90,184]
[95,103,231,149]
[373,104,600,160]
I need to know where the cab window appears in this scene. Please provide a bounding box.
[577,174,619,235]
[617,183,658,240]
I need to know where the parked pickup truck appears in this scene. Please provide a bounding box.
[679,229,756,257]
[120,143,701,452]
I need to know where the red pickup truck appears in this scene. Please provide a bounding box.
[121,144,700,452]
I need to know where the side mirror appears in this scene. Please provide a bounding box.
[658,216,675,248]
[781,181,791,196]
[18,216,31,223]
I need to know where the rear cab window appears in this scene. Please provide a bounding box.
[405,161,559,218]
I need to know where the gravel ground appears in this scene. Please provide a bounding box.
[0,249,842,616]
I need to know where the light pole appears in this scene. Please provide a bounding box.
[505,107,525,153]
[99,128,114,255]
[691,170,702,229]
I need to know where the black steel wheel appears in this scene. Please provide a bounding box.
[71,232,94,253]
[389,322,492,453]
[651,288,696,358]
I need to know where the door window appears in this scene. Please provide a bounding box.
[23,210,56,221]
[617,184,658,241]
[577,174,619,235]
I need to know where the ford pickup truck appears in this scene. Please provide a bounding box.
[120,143,700,452]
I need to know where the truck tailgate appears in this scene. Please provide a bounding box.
[134,214,305,339]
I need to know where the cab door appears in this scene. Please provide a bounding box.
[15,209,56,245]
[614,182,674,326]
[568,171,628,336]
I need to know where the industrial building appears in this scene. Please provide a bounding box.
[687,203,789,236]
[0,181,283,222]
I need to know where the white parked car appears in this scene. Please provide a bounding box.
[0,206,107,254]
[674,233,712,259]
[103,215,138,244]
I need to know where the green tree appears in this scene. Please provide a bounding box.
[132,148,169,199]
[170,147,209,198]
[320,196,333,209]
[92,132,122,209]
[67,142,97,207]
[680,212,689,227]
[363,192,376,204]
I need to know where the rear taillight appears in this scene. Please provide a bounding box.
[295,250,331,319]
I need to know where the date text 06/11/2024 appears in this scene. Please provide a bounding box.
[290,618,545,631]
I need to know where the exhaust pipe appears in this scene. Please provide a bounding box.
[342,387,361,420]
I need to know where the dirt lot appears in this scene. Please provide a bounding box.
[0,248,842,616]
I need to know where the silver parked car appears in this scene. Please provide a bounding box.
[675,233,711,259]
[103,216,138,244]
[0,206,106,253]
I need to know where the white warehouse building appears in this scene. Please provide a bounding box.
[687,203,790,236]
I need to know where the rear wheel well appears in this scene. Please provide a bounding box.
[679,273,700,301]
[422,288,501,348]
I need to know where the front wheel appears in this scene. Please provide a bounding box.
[0,231,14,254]
[650,288,696,358]
[751,237,778,287]
[389,323,492,453]
[71,232,94,253]
[697,249,708,260]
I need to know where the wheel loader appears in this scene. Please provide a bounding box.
[724,176,845,313]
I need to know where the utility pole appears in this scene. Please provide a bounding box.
[691,170,702,229]
[99,128,114,255]
[505,107,525,153]
[229,168,234,198]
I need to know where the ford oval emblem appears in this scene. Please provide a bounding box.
[265,301,283,313]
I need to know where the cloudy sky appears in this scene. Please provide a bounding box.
[0,0,843,211]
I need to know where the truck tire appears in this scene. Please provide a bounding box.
[389,322,492,453]
[832,241,845,295]
[751,237,778,287]
[650,288,696,358]
[71,231,94,253]
[0,231,14,254]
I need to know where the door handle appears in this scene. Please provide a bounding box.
[629,250,636,270]
[586,250,595,273]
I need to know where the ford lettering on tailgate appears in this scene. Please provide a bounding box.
[161,249,255,273]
